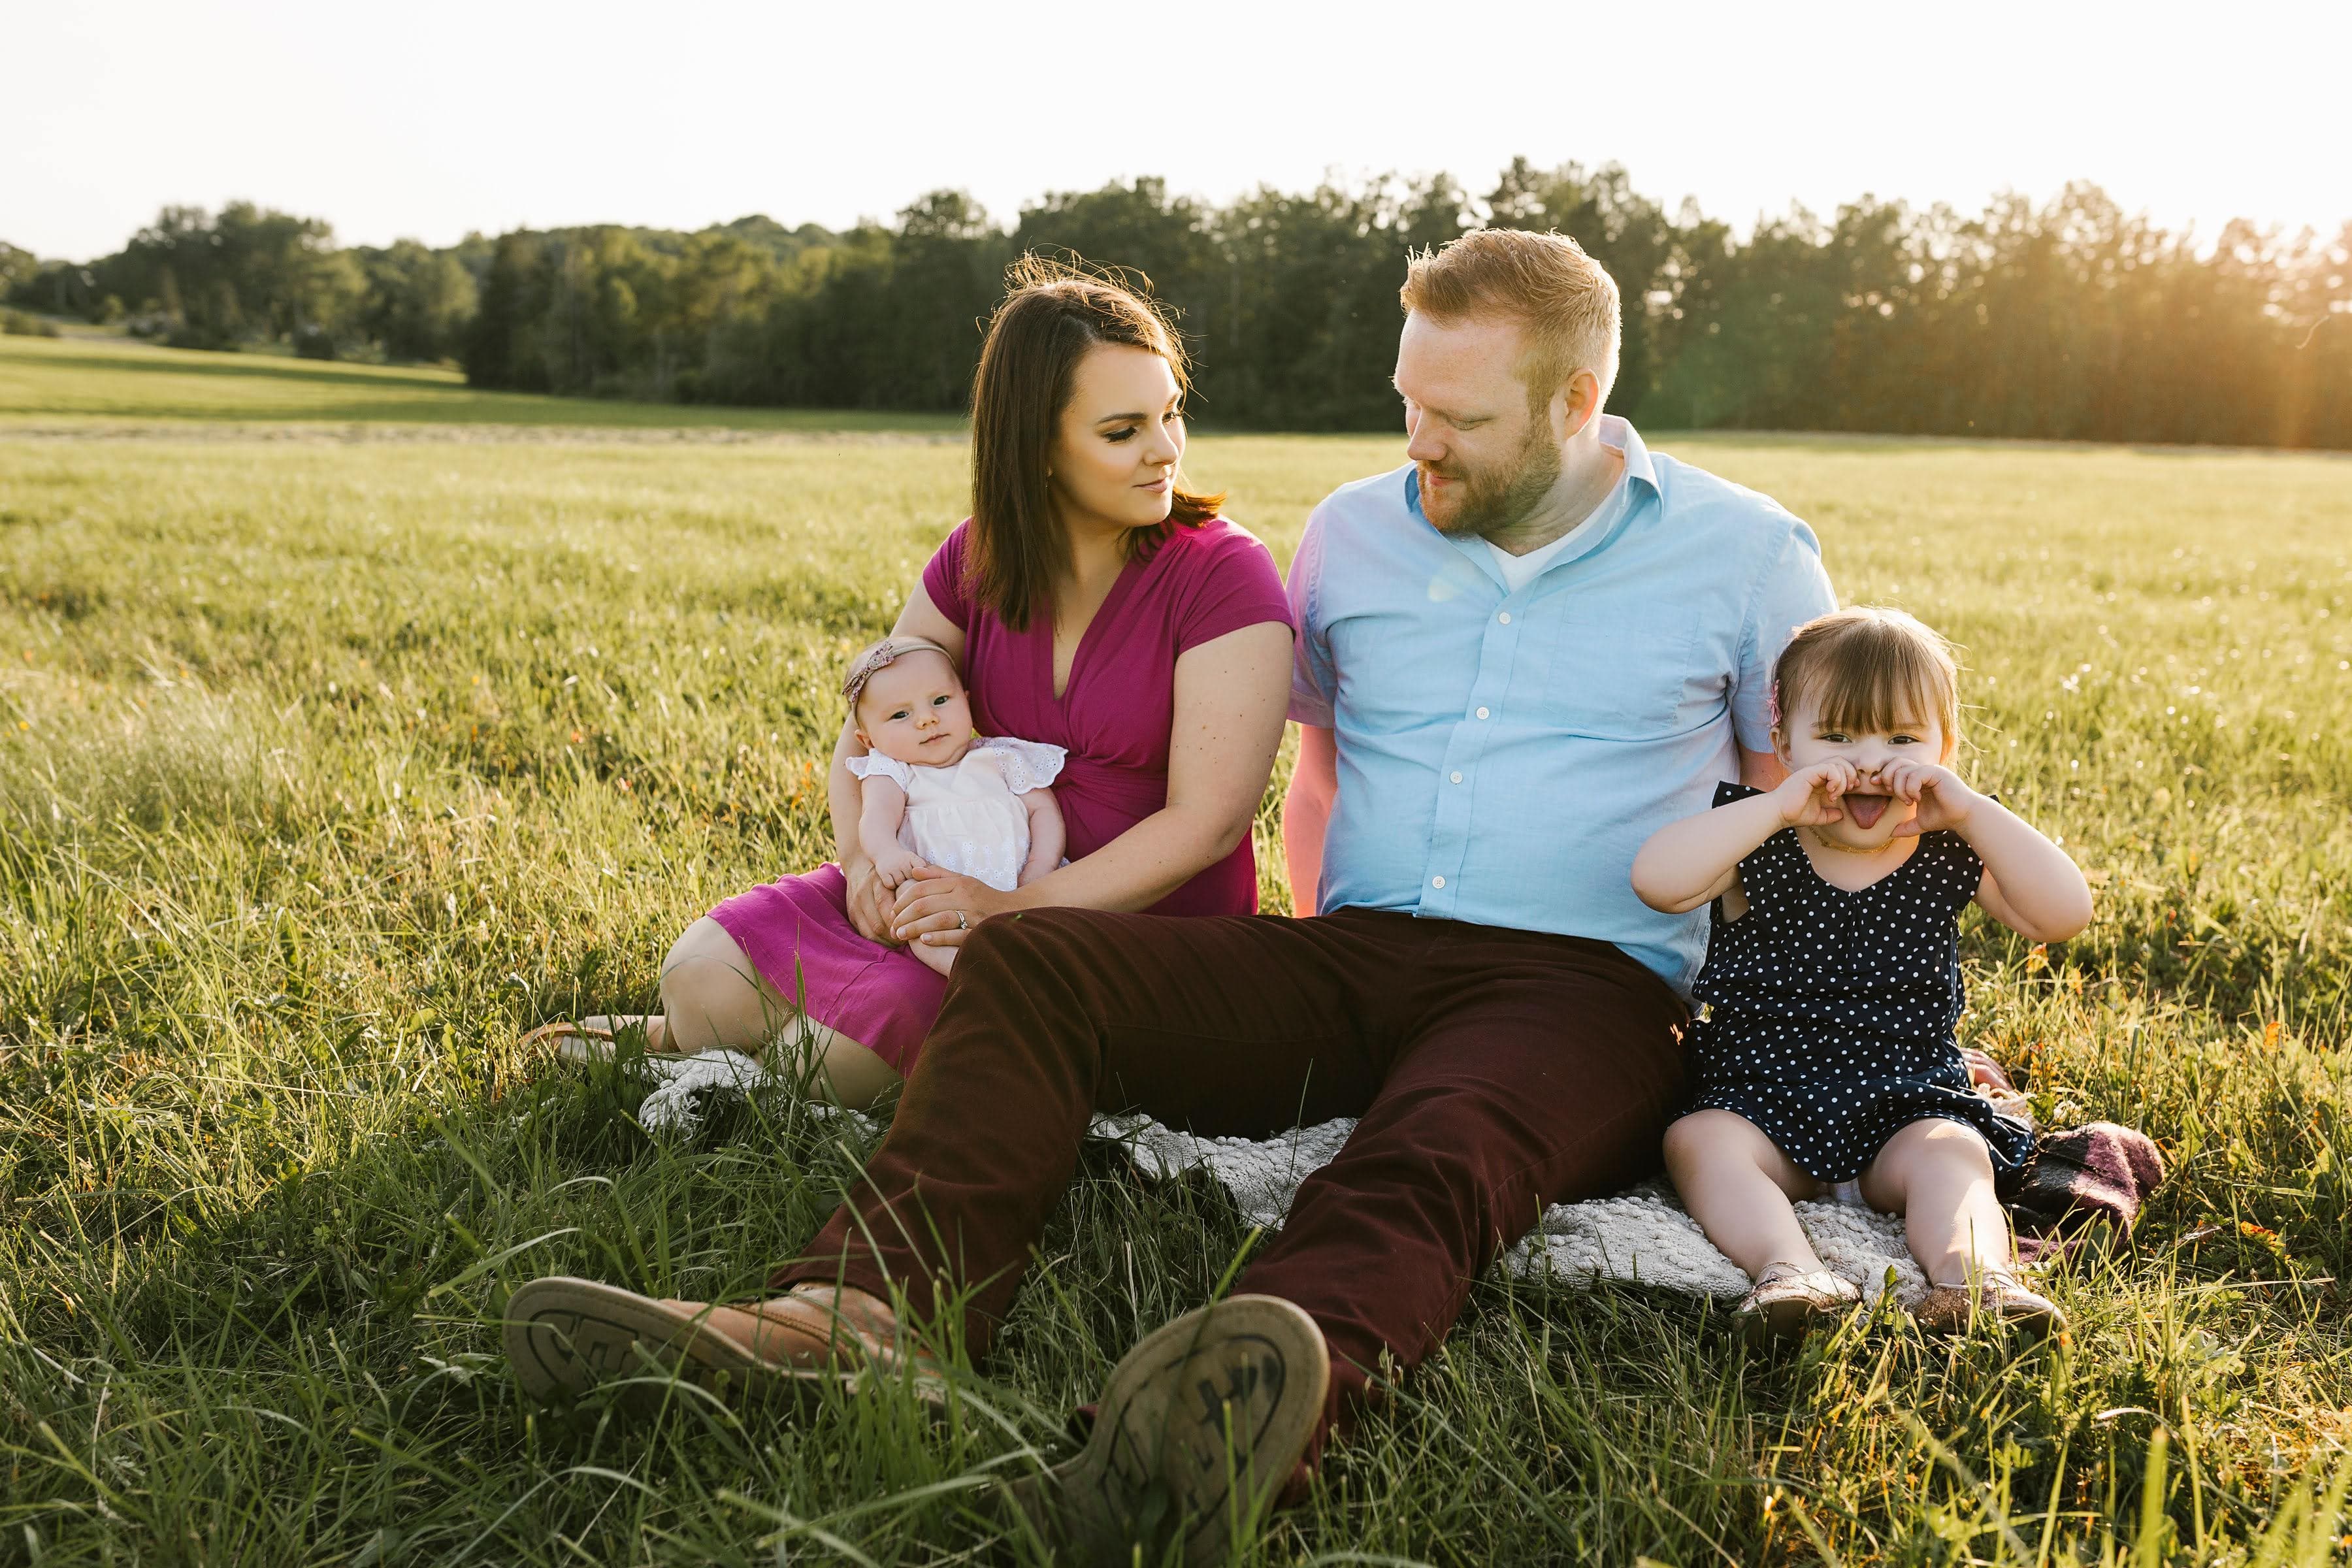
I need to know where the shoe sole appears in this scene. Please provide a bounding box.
[1991,1293,2067,1337]
[1913,1282,2067,1338]
[1011,1294,1329,1568]
[504,1277,873,1409]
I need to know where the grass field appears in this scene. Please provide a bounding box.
[5,332,2352,1564]
[0,333,966,433]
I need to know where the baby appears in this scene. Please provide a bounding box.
[841,636,1066,976]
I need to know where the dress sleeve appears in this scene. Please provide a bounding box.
[1931,828,1988,911]
[1285,508,1336,727]
[1174,523,1296,657]
[919,521,975,630]
[972,736,1066,794]
[1713,779,1790,894]
[1731,521,1837,753]
[844,752,915,791]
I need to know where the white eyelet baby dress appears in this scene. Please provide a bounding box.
[845,736,1066,892]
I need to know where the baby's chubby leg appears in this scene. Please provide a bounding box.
[1857,1117,2009,1287]
[1663,1109,1831,1278]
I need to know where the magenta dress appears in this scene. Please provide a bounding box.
[708,517,1294,1074]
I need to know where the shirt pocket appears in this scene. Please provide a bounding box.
[1545,597,1707,739]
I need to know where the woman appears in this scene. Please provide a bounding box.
[540,259,1294,1109]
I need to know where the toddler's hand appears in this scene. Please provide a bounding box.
[870,845,926,889]
[1773,759,1861,827]
[1879,759,1975,836]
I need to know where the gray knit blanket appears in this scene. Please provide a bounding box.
[636,1049,1933,1307]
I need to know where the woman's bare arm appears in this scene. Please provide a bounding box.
[1014,621,1292,909]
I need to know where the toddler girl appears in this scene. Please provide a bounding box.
[841,636,1066,977]
[1631,607,2093,1341]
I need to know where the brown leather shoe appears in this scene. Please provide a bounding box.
[1913,1267,2066,1337]
[1736,1263,1862,1345]
[685,1285,915,1371]
[1007,1295,1330,1568]
[505,1278,938,1407]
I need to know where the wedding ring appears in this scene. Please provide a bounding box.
[956,911,969,930]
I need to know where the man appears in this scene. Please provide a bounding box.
[508,229,1836,1563]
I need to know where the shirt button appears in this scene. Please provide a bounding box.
[1497,612,1512,625]
[1475,706,1490,719]
[1431,875,1446,889]
[1450,770,1463,783]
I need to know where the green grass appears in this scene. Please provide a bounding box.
[4,344,2352,1564]
[0,333,965,433]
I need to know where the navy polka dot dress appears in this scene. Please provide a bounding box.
[1686,782,2034,1183]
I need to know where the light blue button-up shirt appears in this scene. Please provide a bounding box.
[1287,416,1837,995]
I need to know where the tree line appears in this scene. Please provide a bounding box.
[8,162,2348,448]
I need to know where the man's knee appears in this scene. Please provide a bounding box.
[957,906,1096,977]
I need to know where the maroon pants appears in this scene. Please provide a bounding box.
[773,907,1689,1435]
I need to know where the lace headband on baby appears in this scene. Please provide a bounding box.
[840,636,958,709]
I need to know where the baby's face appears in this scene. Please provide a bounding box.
[855,651,975,768]
[1775,691,1952,850]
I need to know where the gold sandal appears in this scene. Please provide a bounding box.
[1735,1263,1862,1344]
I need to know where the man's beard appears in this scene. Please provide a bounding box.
[1418,417,1561,540]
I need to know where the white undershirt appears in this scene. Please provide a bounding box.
[1485,469,1631,593]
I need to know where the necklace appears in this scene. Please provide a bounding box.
[1799,825,1900,859]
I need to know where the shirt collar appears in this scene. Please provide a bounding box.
[1600,414,1661,498]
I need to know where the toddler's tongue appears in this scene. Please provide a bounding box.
[1844,793,1891,830]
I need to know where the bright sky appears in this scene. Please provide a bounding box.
[7,0,2347,261]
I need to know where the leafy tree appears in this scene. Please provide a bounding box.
[37,176,2347,448]
[0,242,41,304]
[357,240,478,363]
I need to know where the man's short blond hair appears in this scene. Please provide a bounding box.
[1399,229,1622,411]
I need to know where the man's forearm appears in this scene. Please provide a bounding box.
[1738,745,1788,792]
[1282,725,1337,915]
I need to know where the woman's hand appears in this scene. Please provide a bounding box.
[841,853,903,945]
[891,871,1021,950]
[1772,759,1861,827]
[1879,759,1978,836]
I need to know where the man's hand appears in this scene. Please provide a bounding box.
[1879,759,1979,837]
[1772,759,1862,828]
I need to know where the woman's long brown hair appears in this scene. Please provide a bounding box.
[965,255,1224,631]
